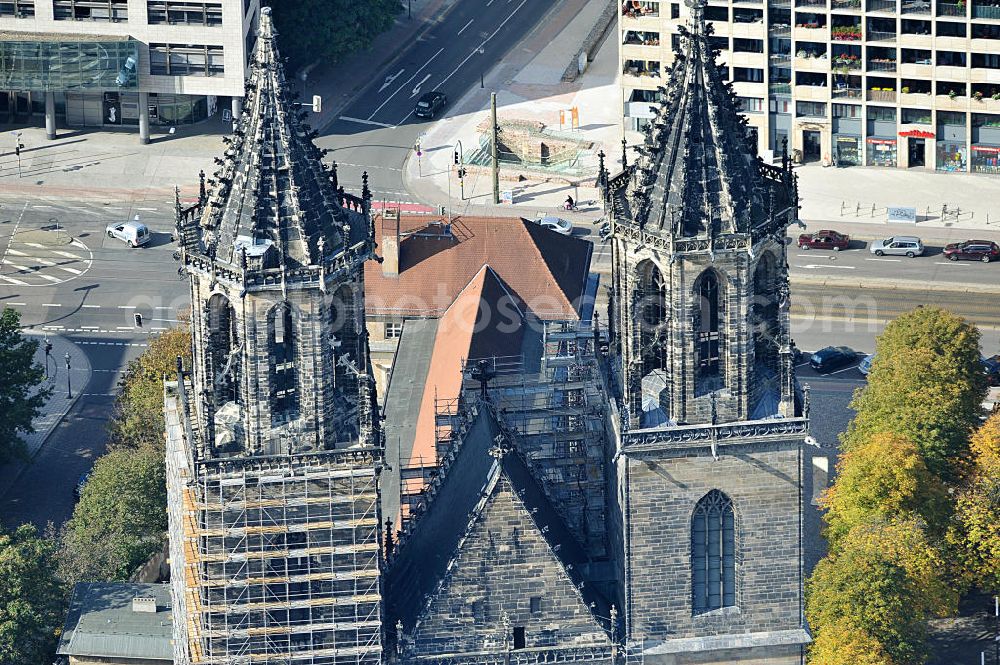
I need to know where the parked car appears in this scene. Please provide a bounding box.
[982,354,1000,387]
[798,230,850,251]
[106,217,150,247]
[870,236,924,257]
[943,240,1000,263]
[535,215,573,235]
[809,346,857,373]
[858,353,875,376]
[414,91,448,119]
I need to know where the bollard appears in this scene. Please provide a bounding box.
[871,203,876,218]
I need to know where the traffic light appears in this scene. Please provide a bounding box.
[458,167,466,179]
[453,151,459,165]
[14,143,21,157]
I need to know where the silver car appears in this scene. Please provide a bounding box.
[870,236,924,257]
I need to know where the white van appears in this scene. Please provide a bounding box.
[106,216,150,248]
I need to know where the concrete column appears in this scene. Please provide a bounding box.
[138,92,150,145]
[44,91,56,140]
[231,96,243,123]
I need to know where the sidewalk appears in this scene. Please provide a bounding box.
[0,333,91,500]
[402,0,619,220]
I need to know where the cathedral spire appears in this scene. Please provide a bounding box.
[617,0,776,239]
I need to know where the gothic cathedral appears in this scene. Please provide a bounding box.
[604,1,812,662]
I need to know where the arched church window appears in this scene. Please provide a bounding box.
[637,261,667,376]
[752,253,779,372]
[207,294,240,405]
[269,302,298,418]
[691,490,735,613]
[331,284,360,398]
[695,271,722,387]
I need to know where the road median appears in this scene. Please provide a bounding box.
[790,273,1000,294]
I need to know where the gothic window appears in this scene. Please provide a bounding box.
[691,490,736,613]
[695,270,724,392]
[207,294,239,405]
[268,302,298,419]
[752,253,780,372]
[636,261,667,377]
[330,285,360,398]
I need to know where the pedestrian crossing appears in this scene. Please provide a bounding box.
[0,236,93,286]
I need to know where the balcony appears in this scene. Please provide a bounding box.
[797,0,827,6]
[936,93,970,110]
[623,60,662,79]
[797,54,831,70]
[900,62,933,76]
[868,0,897,9]
[832,54,863,69]
[770,22,792,35]
[899,90,933,104]
[770,82,793,93]
[868,29,898,41]
[901,0,931,11]
[868,58,897,70]
[622,1,660,18]
[972,3,1000,17]
[937,1,966,15]
[831,25,863,39]
[972,95,1000,112]
[867,88,897,101]
[832,0,862,8]
[832,86,863,98]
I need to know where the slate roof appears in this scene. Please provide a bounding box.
[388,404,610,634]
[389,266,525,526]
[613,4,791,238]
[57,583,172,661]
[192,6,368,271]
[365,215,592,321]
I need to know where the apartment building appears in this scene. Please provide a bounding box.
[0,0,259,142]
[620,0,1000,173]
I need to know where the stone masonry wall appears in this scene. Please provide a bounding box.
[624,439,802,642]
[407,475,609,656]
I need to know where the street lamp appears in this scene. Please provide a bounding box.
[479,45,486,88]
[43,338,52,379]
[64,352,72,399]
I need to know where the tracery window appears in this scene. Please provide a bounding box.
[691,490,736,612]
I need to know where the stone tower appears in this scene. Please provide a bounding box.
[603,1,812,662]
[166,8,384,664]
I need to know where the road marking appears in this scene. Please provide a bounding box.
[829,364,861,375]
[136,207,158,211]
[794,264,856,270]
[117,305,137,309]
[367,47,444,120]
[5,301,27,305]
[457,18,474,35]
[41,303,62,307]
[52,250,84,259]
[435,0,529,90]
[487,0,495,5]
[6,263,61,282]
[24,242,47,249]
[31,205,54,209]
[80,326,100,329]
[54,265,83,274]
[0,202,28,270]
[410,73,432,98]
[934,261,970,266]
[339,116,396,129]
[0,275,28,285]
[865,257,902,262]
[154,306,172,310]
[378,68,406,93]
[81,304,101,309]
[6,254,55,266]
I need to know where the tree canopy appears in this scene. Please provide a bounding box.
[57,444,167,585]
[0,524,64,665]
[107,327,191,451]
[806,518,956,665]
[820,432,948,548]
[0,308,50,464]
[270,0,403,72]
[843,306,986,481]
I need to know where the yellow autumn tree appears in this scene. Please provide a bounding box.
[820,432,948,549]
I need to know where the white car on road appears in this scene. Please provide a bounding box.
[535,215,573,235]
[106,217,150,247]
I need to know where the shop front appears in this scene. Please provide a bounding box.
[834,135,862,166]
[866,137,897,167]
[936,141,967,172]
[971,145,1000,174]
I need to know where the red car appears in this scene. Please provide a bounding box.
[943,240,1000,263]
[798,230,850,251]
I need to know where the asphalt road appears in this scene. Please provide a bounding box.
[316,0,561,204]
[0,194,187,529]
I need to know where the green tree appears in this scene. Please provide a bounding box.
[947,412,1000,593]
[57,444,167,585]
[820,432,948,548]
[843,306,986,481]
[0,524,65,665]
[806,518,956,665]
[269,0,403,72]
[0,308,50,464]
[107,327,191,451]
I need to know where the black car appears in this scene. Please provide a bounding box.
[809,346,857,373]
[982,354,1000,387]
[414,91,448,119]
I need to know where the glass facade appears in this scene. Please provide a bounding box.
[0,37,138,91]
[936,141,967,172]
[867,137,897,166]
[971,146,1000,174]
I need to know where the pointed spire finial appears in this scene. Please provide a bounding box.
[621,138,628,168]
[362,171,371,201]
[198,169,206,206]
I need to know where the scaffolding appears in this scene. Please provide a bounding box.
[167,378,384,665]
[398,321,609,558]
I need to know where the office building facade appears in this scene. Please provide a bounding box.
[0,0,259,142]
[620,0,1000,173]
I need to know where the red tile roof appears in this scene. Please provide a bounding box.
[365,215,592,321]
